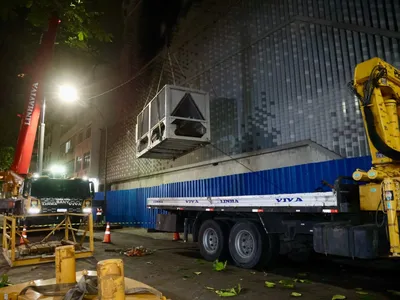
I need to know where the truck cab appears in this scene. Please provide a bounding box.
[16,176,94,225]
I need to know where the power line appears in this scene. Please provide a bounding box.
[82,0,242,101]
[209,142,285,193]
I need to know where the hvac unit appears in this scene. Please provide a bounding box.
[135,85,210,159]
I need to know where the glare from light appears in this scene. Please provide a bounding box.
[33,173,40,178]
[59,84,79,102]
[28,207,40,214]
[83,207,92,214]
[50,164,66,174]
[89,177,99,192]
[82,176,88,181]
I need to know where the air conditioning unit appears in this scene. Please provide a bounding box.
[135,85,210,159]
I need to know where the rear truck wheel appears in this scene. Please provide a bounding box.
[198,219,229,261]
[228,221,279,269]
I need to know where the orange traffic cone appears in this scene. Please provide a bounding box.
[103,222,111,243]
[20,225,27,245]
[173,232,180,241]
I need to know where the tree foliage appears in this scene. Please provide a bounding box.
[0,0,112,53]
[0,147,14,171]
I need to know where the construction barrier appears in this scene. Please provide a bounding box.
[2,212,94,267]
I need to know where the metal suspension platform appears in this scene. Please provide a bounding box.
[2,212,94,267]
[0,246,167,299]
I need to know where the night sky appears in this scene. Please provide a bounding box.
[0,0,191,149]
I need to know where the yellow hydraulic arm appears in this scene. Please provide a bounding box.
[350,57,400,257]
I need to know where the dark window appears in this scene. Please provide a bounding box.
[75,156,82,172]
[85,126,91,139]
[83,152,91,169]
[78,131,83,143]
[67,159,74,174]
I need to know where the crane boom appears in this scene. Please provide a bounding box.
[11,15,60,175]
[350,57,400,256]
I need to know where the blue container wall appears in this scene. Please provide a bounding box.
[95,156,372,228]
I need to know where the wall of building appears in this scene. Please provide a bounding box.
[111,140,341,190]
[103,0,400,188]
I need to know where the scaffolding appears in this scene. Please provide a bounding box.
[2,212,94,267]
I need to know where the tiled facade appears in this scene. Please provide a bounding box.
[103,0,400,184]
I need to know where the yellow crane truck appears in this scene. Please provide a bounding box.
[147,58,400,268]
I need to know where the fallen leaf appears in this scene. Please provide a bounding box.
[215,284,241,297]
[213,259,228,272]
[250,271,256,275]
[194,272,202,275]
[299,279,312,284]
[332,295,346,300]
[196,259,205,265]
[388,290,400,296]
[356,291,368,295]
[355,288,363,291]
[265,281,276,288]
[206,287,215,290]
[291,292,302,297]
[146,261,153,265]
[279,279,295,288]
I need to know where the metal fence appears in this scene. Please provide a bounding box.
[95,155,372,228]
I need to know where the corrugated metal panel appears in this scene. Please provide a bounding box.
[102,156,371,228]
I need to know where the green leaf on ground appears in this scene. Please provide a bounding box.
[196,259,205,265]
[213,259,227,271]
[355,288,363,291]
[356,291,368,295]
[0,274,9,288]
[279,279,295,288]
[206,286,215,290]
[194,272,202,275]
[332,295,346,300]
[265,281,276,288]
[215,284,241,297]
[291,292,302,297]
[388,290,400,296]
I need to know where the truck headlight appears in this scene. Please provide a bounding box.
[28,207,40,214]
[83,207,92,214]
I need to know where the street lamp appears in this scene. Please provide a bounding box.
[55,86,109,218]
[58,84,79,102]
[38,85,80,175]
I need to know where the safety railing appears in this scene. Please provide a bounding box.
[2,212,94,267]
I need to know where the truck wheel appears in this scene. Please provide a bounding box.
[198,219,228,261]
[228,221,279,269]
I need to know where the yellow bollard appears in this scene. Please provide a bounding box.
[55,245,76,284]
[97,259,125,300]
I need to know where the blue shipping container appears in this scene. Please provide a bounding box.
[95,156,372,228]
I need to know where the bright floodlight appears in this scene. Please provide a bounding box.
[33,173,40,178]
[50,164,66,174]
[82,176,88,181]
[59,85,78,102]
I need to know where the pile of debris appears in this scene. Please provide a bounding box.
[124,246,153,257]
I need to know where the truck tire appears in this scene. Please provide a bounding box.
[198,219,229,261]
[228,221,279,269]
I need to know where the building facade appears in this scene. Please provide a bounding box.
[101,0,400,191]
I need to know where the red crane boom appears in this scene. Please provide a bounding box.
[11,15,60,175]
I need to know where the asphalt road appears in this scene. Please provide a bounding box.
[1,229,400,299]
